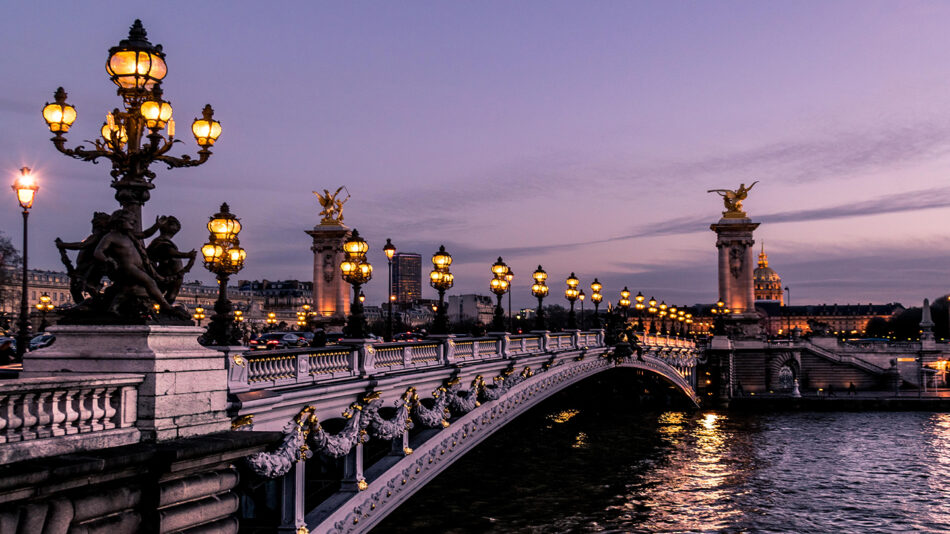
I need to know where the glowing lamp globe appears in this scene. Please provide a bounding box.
[42,88,77,133]
[208,203,241,241]
[106,20,167,92]
[141,93,173,129]
[383,238,396,261]
[491,257,509,278]
[590,278,602,293]
[432,245,452,269]
[12,167,39,210]
[566,273,579,289]
[532,266,547,284]
[343,229,369,260]
[192,105,222,147]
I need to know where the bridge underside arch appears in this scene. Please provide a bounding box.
[307,352,698,532]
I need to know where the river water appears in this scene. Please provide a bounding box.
[374,374,950,533]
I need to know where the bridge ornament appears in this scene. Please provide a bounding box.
[245,406,317,478]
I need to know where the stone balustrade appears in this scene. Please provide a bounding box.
[228,331,625,392]
[0,374,142,463]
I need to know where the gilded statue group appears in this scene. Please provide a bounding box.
[708,181,758,218]
[314,186,350,225]
[55,208,195,323]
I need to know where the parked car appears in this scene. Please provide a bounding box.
[393,332,422,342]
[249,332,309,350]
[29,333,55,351]
[325,332,345,345]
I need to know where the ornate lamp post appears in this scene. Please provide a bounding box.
[200,203,245,345]
[42,20,221,233]
[647,297,658,334]
[12,167,38,358]
[785,285,791,338]
[579,290,586,330]
[565,273,580,329]
[668,306,678,335]
[429,246,454,335]
[618,286,631,321]
[341,230,373,339]
[590,278,603,328]
[192,306,205,326]
[489,257,510,332]
[506,269,515,331]
[35,293,54,332]
[635,291,645,331]
[658,301,668,334]
[531,265,549,330]
[266,312,278,330]
[711,300,726,335]
[383,238,396,341]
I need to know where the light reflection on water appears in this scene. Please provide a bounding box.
[376,403,950,533]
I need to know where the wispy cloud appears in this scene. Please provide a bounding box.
[653,121,950,185]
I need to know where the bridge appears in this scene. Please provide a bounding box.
[228,330,699,532]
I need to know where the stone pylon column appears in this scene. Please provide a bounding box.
[306,224,351,326]
[710,218,760,314]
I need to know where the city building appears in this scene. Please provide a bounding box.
[392,253,422,306]
[756,302,905,337]
[447,294,495,325]
[753,244,783,304]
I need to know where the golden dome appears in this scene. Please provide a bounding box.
[754,243,783,303]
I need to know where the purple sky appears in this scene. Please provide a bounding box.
[3,2,950,309]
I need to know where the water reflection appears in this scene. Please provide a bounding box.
[376,391,950,533]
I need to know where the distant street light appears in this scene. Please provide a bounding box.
[635,291,645,331]
[35,292,54,332]
[618,286,631,321]
[531,266,549,330]
[565,273,580,329]
[383,238,396,341]
[506,269,515,331]
[579,290,586,330]
[590,278,603,328]
[200,203,246,345]
[12,167,38,359]
[341,230,373,339]
[490,257,510,332]
[429,246,454,335]
[192,306,205,326]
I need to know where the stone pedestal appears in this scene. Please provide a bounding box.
[306,223,352,326]
[22,325,229,442]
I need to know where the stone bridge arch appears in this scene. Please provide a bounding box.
[297,352,698,533]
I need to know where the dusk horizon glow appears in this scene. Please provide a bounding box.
[3,2,950,309]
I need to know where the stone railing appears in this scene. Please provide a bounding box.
[0,374,142,463]
[228,331,615,393]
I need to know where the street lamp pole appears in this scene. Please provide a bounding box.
[506,269,514,332]
[200,203,246,346]
[12,167,38,359]
[590,279,603,329]
[341,230,373,339]
[579,290,586,330]
[490,257,510,332]
[785,285,791,339]
[384,238,396,341]
[531,266,549,330]
[565,273,580,330]
[429,246,454,335]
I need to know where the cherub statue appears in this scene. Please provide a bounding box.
[146,215,197,305]
[708,181,758,217]
[313,186,350,225]
[55,212,112,304]
[93,209,178,315]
